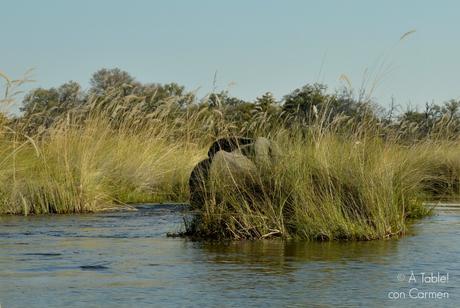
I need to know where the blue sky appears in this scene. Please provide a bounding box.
[2,0,459,110]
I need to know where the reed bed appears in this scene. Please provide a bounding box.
[0,93,206,214]
[1,73,459,241]
[183,119,460,240]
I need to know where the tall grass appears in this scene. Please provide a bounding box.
[0,91,208,214]
[1,71,460,242]
[184,117,460,241]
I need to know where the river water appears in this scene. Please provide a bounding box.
[0,204,458,307]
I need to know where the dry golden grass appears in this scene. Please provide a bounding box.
[184,118,459,241]
[1,69,459,243]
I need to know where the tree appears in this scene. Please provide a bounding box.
[89,68,136,96]
[21,81,82,116]
[204,91,246,108]
[254,92,278,113]
[21,88,60,116]
[281,84,377,125]
[441,99,460,120]
[20,81,83,132]
[250,92,280,128]
[333,88,376,121]
[398,103,442,139]
[136,82,195,111]
[57,81,82,104]
[281,83,331,122]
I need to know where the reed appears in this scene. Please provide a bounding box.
[1,71,459,242]
[183,118,459,240]
[0,91,206,214]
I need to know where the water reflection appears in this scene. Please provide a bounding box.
[187,240,398,282]
[201,239,399,265]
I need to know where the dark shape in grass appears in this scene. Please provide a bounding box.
[189,137,254,209]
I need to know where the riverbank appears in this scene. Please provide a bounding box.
[1,87,460,241]
[2,116,460,241]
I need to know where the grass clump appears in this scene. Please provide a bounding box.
[0,94,205,214]
[184,125,452,241]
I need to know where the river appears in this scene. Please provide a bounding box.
[0,204,458,307]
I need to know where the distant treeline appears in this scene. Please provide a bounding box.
[10,68,460,140]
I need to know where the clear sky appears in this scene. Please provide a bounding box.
[2,0,459,110]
